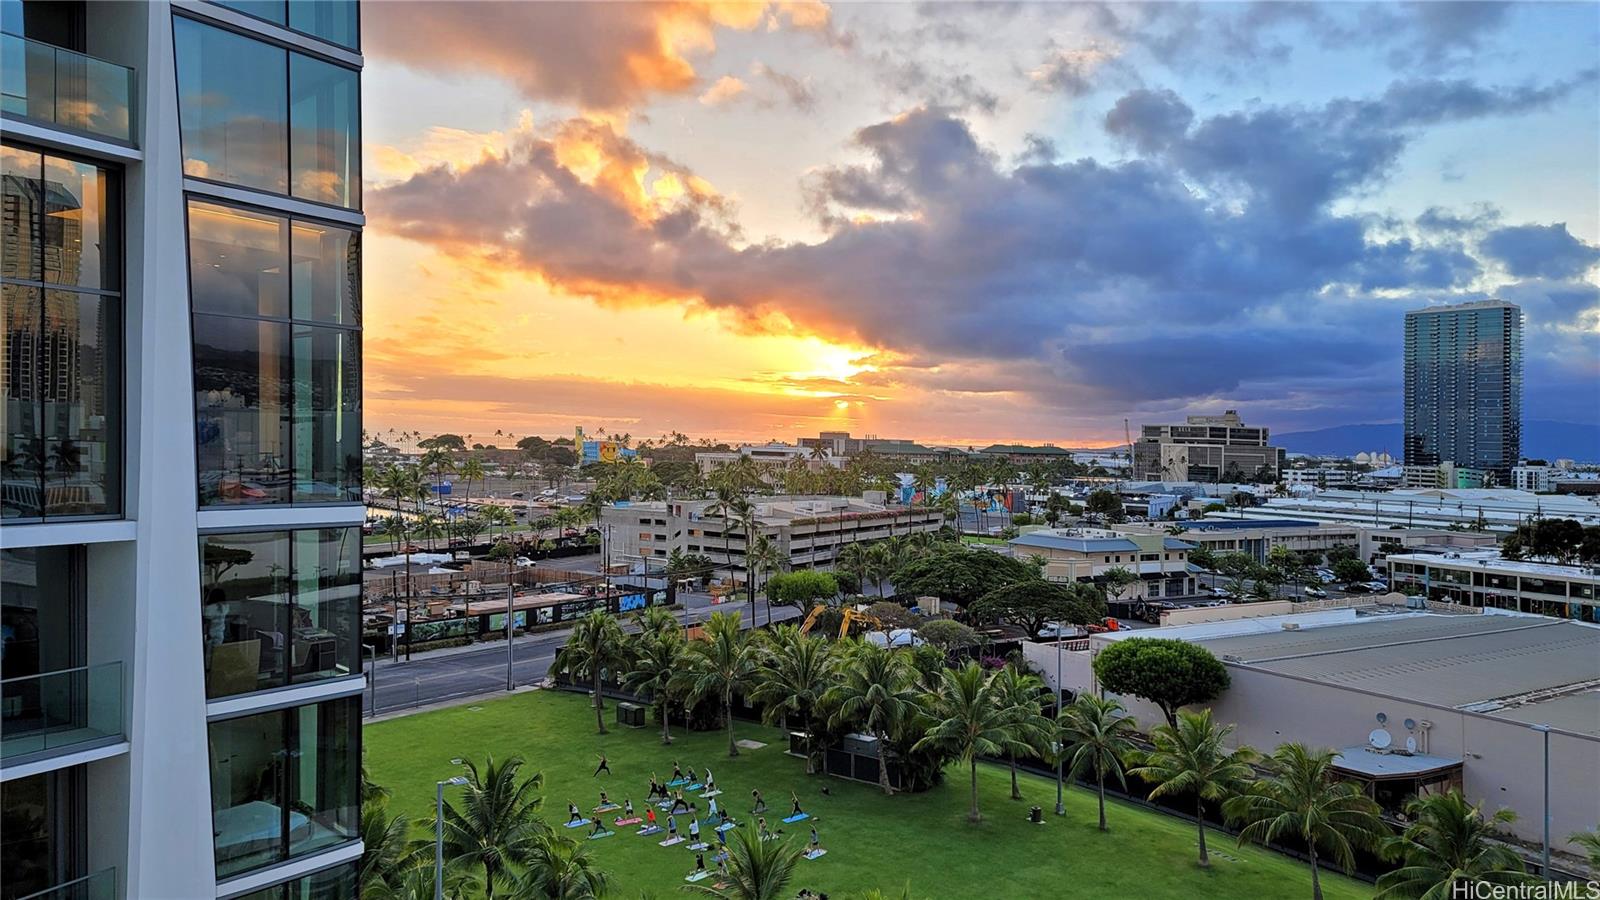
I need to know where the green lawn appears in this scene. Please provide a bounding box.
[365,690,1370,899]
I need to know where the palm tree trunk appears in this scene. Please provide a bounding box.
[1096,776,1107,831]
[1195,799,1210,867]
[660,700,673,744]
[725,691,738,757]
[876,733,894,796]
[968,759,981,823]
[593,671,607,734]
[1009,752,1021,800]
[484,866,495,900]
[1309,847,1322,900]
[803,726,814,775]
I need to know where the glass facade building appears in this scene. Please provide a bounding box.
[1403,300,1523,481]
[2,1,363,896]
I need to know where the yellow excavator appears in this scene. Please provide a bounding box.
[799,604,886,640]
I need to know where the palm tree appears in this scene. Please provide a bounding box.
[705,485,745,585]
[1572,827,1600,869]
[1225,743,1389,900]
[437,755,546,900]
[748,533,785,625]
[459,456,487,509]
[686,822,803,900]
[552,610,629,734]
[749,633,836,774]
[678,611,761,757]
[1059,694,1138,831]
[914,662,1034,822]
[505,832,610,899]
[1128,709,1257,867]
[1375,790,1534,900]
[837,541,871,596]
[989,664,1051,801]
[358,801,413,898]
[622,626,686,745]
[825,641,920,796]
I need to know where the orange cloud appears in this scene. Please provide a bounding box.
[364,1,833,112]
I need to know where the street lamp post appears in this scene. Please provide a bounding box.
[1054,621,1065,816]
[435,775,469,900]
[505,575,516,691]
[1532,723,1551,878]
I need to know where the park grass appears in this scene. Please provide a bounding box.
[365,690,1370,899]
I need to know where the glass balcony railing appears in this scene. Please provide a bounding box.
[0,32,135,144]
[15,868,118,900]
[1,662,124,761]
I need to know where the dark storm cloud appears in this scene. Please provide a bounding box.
[371,75,1598,424]
[1481,223,1600,280]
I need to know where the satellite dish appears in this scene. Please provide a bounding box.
[1405,736,1418,753]
[1404,718,1417,731]
[1376,712,1388,724]
[1369,728,1393,750]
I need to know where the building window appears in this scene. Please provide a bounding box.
[1,144,121,521]
[229,860,359,900]
[175,17,360,208]
[0,767,85,897]
[208,697,359,878]
[200,527,361,699]
[210,0,360,50]
[188,199,360,506]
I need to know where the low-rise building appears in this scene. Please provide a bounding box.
[1008,528,1196,599]
[1512,463,1559,493]
[978,443,1076,464]
[1386,551,1599,623]
[1085,612,1598,857]
[1132,410,1287,483]
[694,442,843,476]
[1119,518,1363,564]
[1244,488,1600,533]
[795,431,958,465]
[600,495,943,582]
[1402,462,1493,489]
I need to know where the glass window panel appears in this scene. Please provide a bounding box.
[188,200,289,318]
[288,862,358,900]
[40,290,118,517]
[289,221,357,325]
[194,314,291,506]
[290,528,360,683]
[209,710,287,877]
[0,770,81,896]
[288,0,358,50]
[200,532,289,698]
[289,698,358,857]
[2,145,42,281]
[288,54,358,208]
[175,18,288,193]
[39,156,116,291]
[292,325,358,503]
[212,0,287,25]
[2,283,42,519]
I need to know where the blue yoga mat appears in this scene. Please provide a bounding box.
[783,813,810,824]
[564,820,588,829]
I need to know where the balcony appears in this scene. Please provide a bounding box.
[1,32,135,145]
[1,662,124,762]
[15,869,117,900]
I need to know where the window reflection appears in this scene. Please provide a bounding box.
[1,146,121,521]
[194,314,291,506]
[289,55,359,208]
[289,0,359,50]
[175,17,288,193]
[289,528,360,683]
[292,325,359,503]
[290,221,357,326]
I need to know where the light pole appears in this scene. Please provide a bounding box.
[1054,620,1065,816]
[1532,723,1551,878]
[435,775,469,900]
[505,575,516,692]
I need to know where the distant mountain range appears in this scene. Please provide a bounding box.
[1275,420,1600,462]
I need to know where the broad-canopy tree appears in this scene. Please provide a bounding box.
[970,580,1105,637]
[916,619,981,651]
[1092,637,1230,727]
[764,570,839,608]
[892,544,1036,608]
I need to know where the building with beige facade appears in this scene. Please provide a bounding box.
[1387,551,1599,623]
[1131,410,1287,483]
[599,495,943,584]
[1008,528,1196,599]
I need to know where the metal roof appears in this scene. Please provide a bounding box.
[1193,615,1600,735]
[1183,518,1322,531]
[1011,533,1139,553]
[1332,747,1462,778]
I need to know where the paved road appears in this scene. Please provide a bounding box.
[366,594,800,716]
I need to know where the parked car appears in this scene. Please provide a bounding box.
[1365,580,1390,592]
[1303,586,1327,598]
[1343,583,1373,594]
[1037,623,1081,639]
[1212,589,1235,600]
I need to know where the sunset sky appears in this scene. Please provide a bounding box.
[358,1,1600,447]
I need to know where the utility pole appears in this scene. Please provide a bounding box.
[506,561,515,691]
